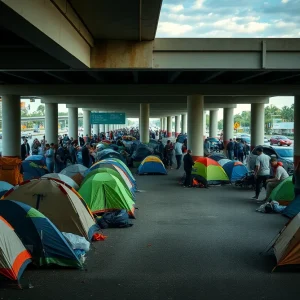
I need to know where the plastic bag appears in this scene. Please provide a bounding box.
[62,232,90,252]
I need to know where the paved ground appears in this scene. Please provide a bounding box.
[2,169,300,300]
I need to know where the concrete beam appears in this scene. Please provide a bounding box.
[0,0,91,68]
[1,84,297,96]
[41,96,269,104]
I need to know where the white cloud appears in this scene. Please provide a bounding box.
[213,18,269,33]
[193,0,205,9]
[164,4,184,13]
[157,22,193,36]
[282,0,289,3]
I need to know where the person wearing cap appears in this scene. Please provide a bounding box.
[253,147,271,200]
[259,157,289,202]
[183,150,194,187]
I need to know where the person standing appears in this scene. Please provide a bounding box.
[253,147,271,200]
[174,138,183,170]
[183,150,194,187]
[21,139,30,161]
[237,140,244,162]
[55,144,66,173]
[164,140,174,169]
[227,139,234,160]
[45,143,54,173]
[82,143,91,168]
[204,139,211,157]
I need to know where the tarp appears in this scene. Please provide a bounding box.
[0,216,31,281]
[0,157,23,185]
[2,178,99,240]
[0,181,13,198]
[0,200,82,268]
[269,176,294,205]
[60,164,88,186]
[96,149,125,163]
[273,213,300,269]
[22,160,48,181]
[137,155,167,175]
[79,172,135,217]
[282,194,300,219]
[42,173,79,190]
[209,154,227,162]
[131,144,153,162]
[83,168,134,198]
[192,157,229,187]
[222,160,248,182]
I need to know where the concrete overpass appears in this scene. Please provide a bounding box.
[0,0,299,160]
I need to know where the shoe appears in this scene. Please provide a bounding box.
[251,196,258,200]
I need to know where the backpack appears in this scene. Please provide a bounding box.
[0,157,23,185]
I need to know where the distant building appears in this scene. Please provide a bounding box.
[272,122,294,134]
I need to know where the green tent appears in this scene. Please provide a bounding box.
[269,176,294,205]
[79,173,135,218]
[82,168,134,199]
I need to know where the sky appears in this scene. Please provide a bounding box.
[156,0,300,38]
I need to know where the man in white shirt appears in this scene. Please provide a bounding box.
[174,138,183,170]
[260,157,289,202]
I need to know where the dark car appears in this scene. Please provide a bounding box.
[270,135,292,146]
[248,145,294,174]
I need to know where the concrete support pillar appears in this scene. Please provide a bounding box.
[203,111,207,136]
[83,110,91,137]
[223,108,234,148]
[140,103,150,144]
[187,95,204,159]
[45,103,58,145]
[182,113,187,134]
[209,110,218,138]
[160,118,163,130]
[93,124,99,136]
[175,115,181,137]
[163,117,167,131]
[100,124,105,132]
[295,96,300,165]
[167,116,172,137]
[2,95,21,157]
[68,107,78,140]
[251,103,265,150]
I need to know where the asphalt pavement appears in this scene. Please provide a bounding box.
[1,169,300,300]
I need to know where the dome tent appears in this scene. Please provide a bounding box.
[222,160,248,182]
[137,156,167,175]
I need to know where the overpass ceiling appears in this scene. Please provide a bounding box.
[69,0,162,40]
[1,70,300,86]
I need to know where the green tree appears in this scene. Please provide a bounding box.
[36,104,45,115]
[218,120,223,130]
[281,105,294,122]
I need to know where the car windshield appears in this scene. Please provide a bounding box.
[276,148,293,157]
[278,136,288,140]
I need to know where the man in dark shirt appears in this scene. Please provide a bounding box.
[21,139,30,161]
[183,150,194,187]
[82,143,91,168]
[227,138,234,160]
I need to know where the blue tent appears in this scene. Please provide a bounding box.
[209,154,227,162]
[22,160,48,181]
[282,195,300,219]
[0,200,82,268]
[0,181,13,198]
[25,155,46,164]
[223,161,248,182]
[96,149,126,163]
[137,156,167,175]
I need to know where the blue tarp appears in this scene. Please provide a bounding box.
[0,181,13,198]
[223,161,248,182]
[283,194,300,218]
[0,200,82,268]
[22,160,48,181]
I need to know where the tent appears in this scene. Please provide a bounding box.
[131,144,153,162]
[25,155,46,164]
[137,156,167,175]
[0,200,82,268]
[222,160,248,182]
[2,178,99,240]
[91,159,137,190]
[0,216,31,281]
[96,149,125,163]
[22,160,48,181]
[0,181,13,198]
[0,157,23,185]
[218,159,231,167]
[42,173,79,190]
[192,157,229,187]
[60,164,88,186]
[273,213,300,270]
[269,176,294,205]
[79,173,135,218]
[282,194,300,219]
[83,168,134,198]
[209,154,227,162]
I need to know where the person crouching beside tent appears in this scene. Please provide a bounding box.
[183,150,194,188]
[259,157,289,203]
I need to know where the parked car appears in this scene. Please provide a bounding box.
[33,128,40,133]
[248,145,294,175]
[264,137,269,143]
[270,135,292,146]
